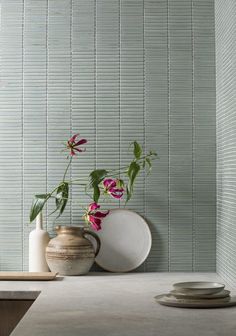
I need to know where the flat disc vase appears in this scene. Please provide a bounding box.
[46,226,100,276]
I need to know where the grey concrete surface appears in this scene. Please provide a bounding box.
[1,273,235,336]
[0,290,40,300]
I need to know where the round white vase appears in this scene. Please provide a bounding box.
[29,212,50,272]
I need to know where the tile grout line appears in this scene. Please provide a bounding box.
[215,0,219,275]
[70,0,73,225]
[191,0,195,272]
[167,0,171,272]
[46,0,49,232]
[143,0,147,272]
[214,0,217,273]
[94,0,97,170]
[119,0,121,210]
[21,0,25,271]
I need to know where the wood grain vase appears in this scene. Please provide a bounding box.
[46,226,101,276]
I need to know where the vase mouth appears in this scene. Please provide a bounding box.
[55,225,84,234]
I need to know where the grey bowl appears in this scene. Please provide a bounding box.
[173,281,225,295]
[170,289,230,300]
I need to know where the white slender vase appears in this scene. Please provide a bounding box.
[29,212,50,272]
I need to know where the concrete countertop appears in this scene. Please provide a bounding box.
[1,272,235,336]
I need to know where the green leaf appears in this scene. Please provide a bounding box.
[126,161,140,203]
[55,182,69,217]
[128,162,141,186]
[146,157,152,175]
[126,185,131,203]
[133,141,142,160]
[93,185,100,203]
[89,169,108,188]
[30,194,50,222]
[149,150,158,158]
[48,199,63,217]
[56,183,68,205]
[88,169,108,202]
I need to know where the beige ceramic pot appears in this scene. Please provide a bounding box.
[46,226,100,276]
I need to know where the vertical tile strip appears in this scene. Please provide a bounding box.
[21,0,25,271]
[46,0,49,232]
[193,0,216,271]
[0,0,24,269]
[143,0,146,272]
[167,0,171,272]
[191,0,195,272]
[70,0,72,224]
[119,0,121,210]
[145,0,168,271]
[94,0,97,170]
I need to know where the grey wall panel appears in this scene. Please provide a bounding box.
[215,0,236,286]
[0,0,216,271]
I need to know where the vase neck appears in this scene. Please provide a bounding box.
[56,226,83,236]
[36,212,43,230]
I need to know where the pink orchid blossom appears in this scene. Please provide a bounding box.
[67,133,87,156]
[103,178,124,199]
[85,202,109,231]
[88,202,100,211]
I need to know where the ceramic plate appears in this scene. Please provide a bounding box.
[170,289,230,300]
[95,209,152,272]
[173,282,225,295]
[155,294,236,309]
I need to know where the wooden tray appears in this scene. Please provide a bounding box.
[0,272,58,281]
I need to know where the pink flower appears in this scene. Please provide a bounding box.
[84,202,109,231]
[88,202,100,211]
[103,178,124,199]
[67,133,87,156]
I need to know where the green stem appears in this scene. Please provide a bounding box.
[62,178,87,185]
[67,181,87,186]
[107,166,128,173]
[63,156,73,182]
[48,151,157,201]
[60,153,156,189]
[106,153,156,174]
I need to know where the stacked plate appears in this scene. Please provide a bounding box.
[155,282,236,308]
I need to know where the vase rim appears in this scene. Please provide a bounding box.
[55,225,84,233]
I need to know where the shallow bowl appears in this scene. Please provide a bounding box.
[170,289,230,300]
[173,282,225,295]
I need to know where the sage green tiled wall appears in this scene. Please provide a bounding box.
[215,0,236,286]
[0,0,216,271]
